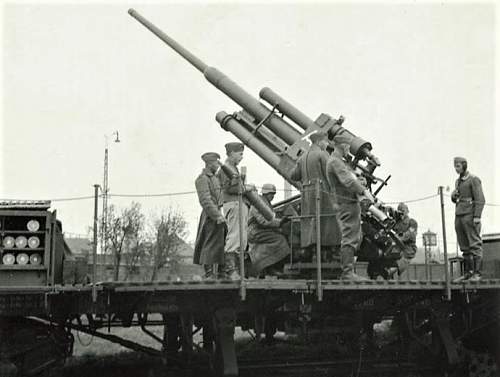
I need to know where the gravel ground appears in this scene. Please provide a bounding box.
[58,323,498,377]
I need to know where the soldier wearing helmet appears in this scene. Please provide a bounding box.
[451,157,485,282]
[247,183,291,277]
[384,202,418,279]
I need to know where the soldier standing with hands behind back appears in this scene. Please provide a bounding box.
[218,142,248,280]
[193,152,226,279]
[452,157,485,282]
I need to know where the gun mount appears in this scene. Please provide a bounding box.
[128,9,402,279]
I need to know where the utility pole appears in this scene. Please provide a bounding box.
[101,131,120,255]
[101,147,109,255]
[92,184,100,303]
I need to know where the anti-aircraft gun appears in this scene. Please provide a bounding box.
[128,9,403,278]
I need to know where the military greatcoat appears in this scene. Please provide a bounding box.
[193,168,226,265]
[290,144,340,248]
[247,195,291,274]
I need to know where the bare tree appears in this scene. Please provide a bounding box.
[122,217,147,281]
[148,208,187,282]
[106,202,145,281]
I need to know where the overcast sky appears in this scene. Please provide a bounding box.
[1,1,498,254]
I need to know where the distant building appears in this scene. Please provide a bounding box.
[64,236,92,257]
[64,235,201,282]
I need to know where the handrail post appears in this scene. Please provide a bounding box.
[315,180,323,301]
[238,181,246,300]
[439,186,451,300]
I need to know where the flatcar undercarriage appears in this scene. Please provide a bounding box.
[1,281,499,377]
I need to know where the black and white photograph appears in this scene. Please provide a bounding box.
[0,1,498,376]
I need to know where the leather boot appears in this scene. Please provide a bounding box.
[453,254,474,282]
[340,246,368,281]
[203,264,215,280]
[224,253,240,281]
[383,267,399,280]
[469,256,482,282]
[217,263,226,279]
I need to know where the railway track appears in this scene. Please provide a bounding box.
[238,357,439,377]
[59,353,445,377]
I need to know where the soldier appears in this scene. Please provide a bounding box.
[385,203,418,278]
[451,157,485,282]
[193,152,226,279]
[248,183,291,277]
[327,141,374,280]
[217,142,248,280]
[290,131,340,261]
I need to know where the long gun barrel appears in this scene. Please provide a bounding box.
[129,8,301,146]
[128,9,380,184]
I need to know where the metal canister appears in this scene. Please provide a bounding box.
[16,253,29,265]
[27,219,40,232]
[2,253,15,265]
[28,236,40,249]
[29,253,42,265]
[2,236,15,248]
[15,236,28,249]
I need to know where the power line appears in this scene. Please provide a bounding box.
[109,191,196,198]
[383,194,439,205]
[0,195,97,202]
[1,191,499,207]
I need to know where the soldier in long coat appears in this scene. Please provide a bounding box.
[194,152,226,279]
[290,131,340,259]
[451,157,485,282]
[248,184,291,276]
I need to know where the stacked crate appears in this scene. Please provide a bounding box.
[0,201,53,286]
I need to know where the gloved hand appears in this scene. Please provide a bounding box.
[244,183,256,193]
[279,216,291,226]
[362,189,375,204]
[473,217,481,225]
[451,190,459,203]
[216,215,226,224]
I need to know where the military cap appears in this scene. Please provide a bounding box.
[261,183,277,194]
[397,202,409,213]
[453,156,467,164]
[225,142,245,154]
[309,131,328,143]
[201,152,220,162]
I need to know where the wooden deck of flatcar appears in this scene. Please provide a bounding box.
[99,278,500,291]
[1,278,499,316]
[2,278,500,295]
